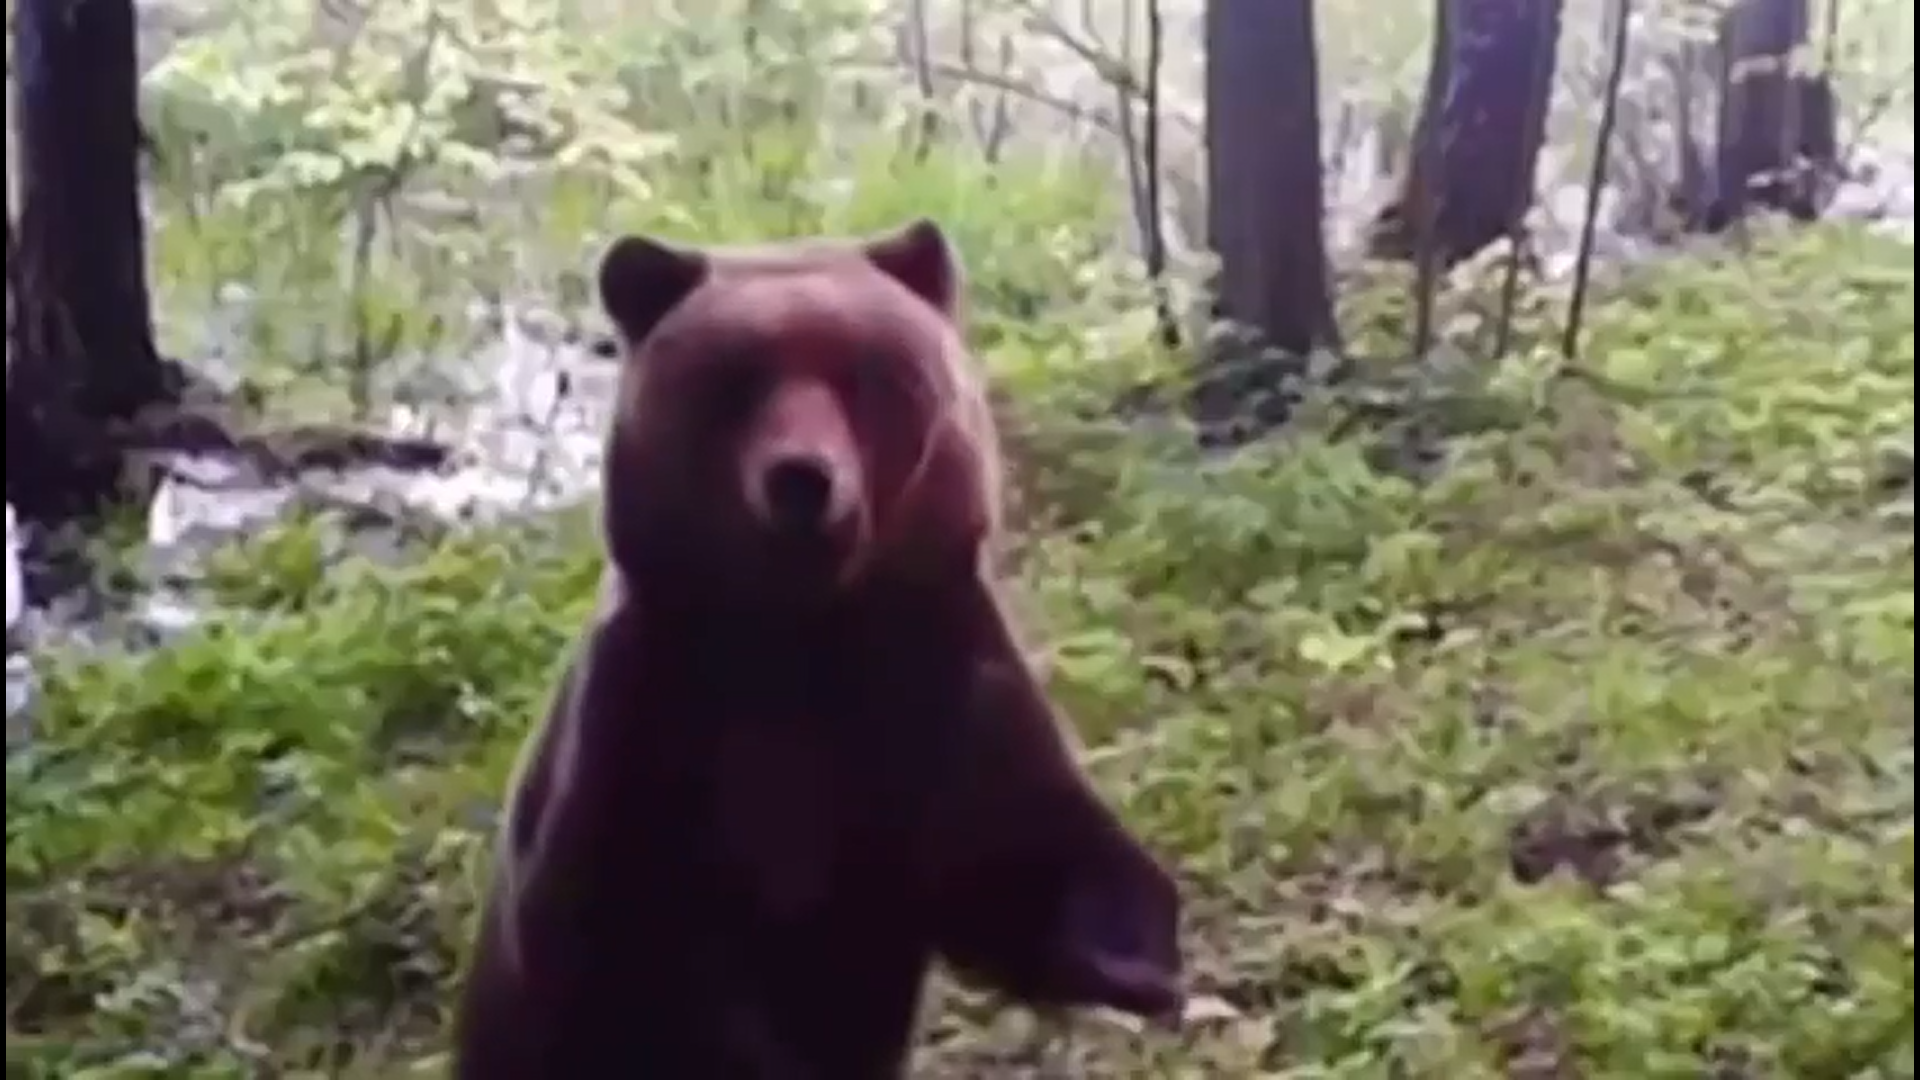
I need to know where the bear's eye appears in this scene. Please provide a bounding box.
[703,355,770,424]
[838,358,910,415]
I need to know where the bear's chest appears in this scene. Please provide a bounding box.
[707,714,928,925]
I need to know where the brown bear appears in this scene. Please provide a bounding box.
[448,219,1183,1079]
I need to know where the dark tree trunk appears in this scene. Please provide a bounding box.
[7,0,177,529]
[1702,0,1838,230]
[1369,0,1565,270]
[1197,0,1337,442]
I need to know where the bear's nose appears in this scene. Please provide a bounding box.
[762,456,836,532]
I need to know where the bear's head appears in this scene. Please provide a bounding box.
[595,219,999,603]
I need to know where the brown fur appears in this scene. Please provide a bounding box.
[449,219,1183,1079]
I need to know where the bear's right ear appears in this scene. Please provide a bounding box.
[597,234,709,348]
[864,217,961,317]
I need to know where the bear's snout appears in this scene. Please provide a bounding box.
[741,378,866,560]
[761,455,838,534]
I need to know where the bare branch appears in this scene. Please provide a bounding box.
[1564,0,1634,361]
[1008,0,1138,90]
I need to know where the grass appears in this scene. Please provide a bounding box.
[6,221,1914,1078]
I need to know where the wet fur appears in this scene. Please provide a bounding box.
[449,221,1182,1079]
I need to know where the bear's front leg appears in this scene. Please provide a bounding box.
[450,614,811,1078]
[913,576,1185,1025]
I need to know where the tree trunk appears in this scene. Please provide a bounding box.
[1197,0,1337,442]
[1369,0,1565,270]
[7,0,177,529]
[1704,0,1837,229]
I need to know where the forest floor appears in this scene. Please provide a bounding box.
[6,223,1913,1079]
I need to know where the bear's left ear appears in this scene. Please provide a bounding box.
[864,217,961,316]
[598,234,709,349]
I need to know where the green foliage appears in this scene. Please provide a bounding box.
[8,0,1916,1074]
[11,223,1913,1076]
[138,0,1132,400]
